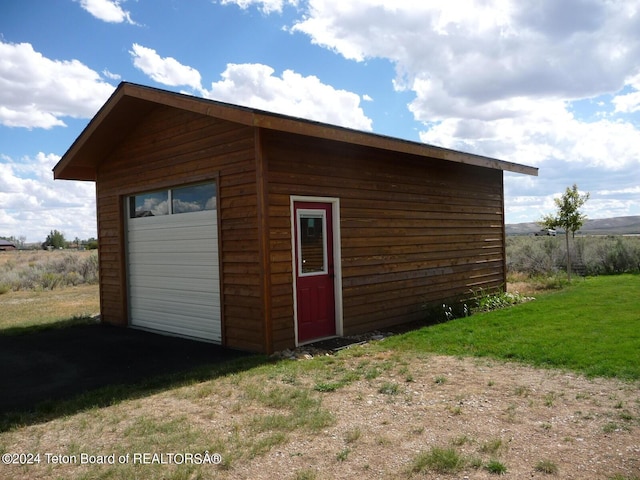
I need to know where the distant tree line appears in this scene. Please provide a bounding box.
[42,230,98,250]
[2,231,97,250]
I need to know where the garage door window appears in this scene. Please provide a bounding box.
[129,190,169,218]
[172,183,216,214]
[129,183,216,218]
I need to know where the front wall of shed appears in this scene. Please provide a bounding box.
[96,106,265,352]
[263,131,506,351]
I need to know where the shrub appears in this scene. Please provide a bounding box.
[0,251,99,292]
[507,235,640,277]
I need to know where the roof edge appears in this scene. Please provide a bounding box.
[54,82,539,180]
[121,82,539,176]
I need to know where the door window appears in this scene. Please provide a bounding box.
[297,210,327,276]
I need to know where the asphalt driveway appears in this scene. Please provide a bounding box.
[0,323,249,413]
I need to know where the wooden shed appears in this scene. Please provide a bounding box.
[54,82,537,354]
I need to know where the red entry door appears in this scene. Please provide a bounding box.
[294,202,336,343]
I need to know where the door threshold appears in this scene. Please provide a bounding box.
[297,335,338,347]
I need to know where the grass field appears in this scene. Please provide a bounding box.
[383,274,640,380]
[0,284,99,331]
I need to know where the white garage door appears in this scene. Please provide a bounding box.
[126,183,221,343]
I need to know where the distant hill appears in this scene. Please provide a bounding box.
[506,215,640,236]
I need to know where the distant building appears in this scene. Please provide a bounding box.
[0,239,17,251]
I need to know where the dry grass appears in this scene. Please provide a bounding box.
[0,284,99,330]
[0,250,99,330]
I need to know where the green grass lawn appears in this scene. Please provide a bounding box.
[382,274,640,380]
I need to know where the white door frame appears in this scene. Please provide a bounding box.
[290,195,343,346]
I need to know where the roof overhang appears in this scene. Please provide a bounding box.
[53,82,538,181]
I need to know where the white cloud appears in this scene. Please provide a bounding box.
[0,41,115,129]
[597,186,640,196]
[220,0,298,14]
[128,43,373,130]
[288,0,640,222]
[204,63,372,131]
[0,153,96,242]
[289,1,640,154]
[102,69,122,81]
[612,72,640,113]
[130,44,203,91]
[78,0,136,24]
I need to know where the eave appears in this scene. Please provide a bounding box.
[53,82,539,181]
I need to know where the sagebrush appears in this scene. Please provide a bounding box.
[0,250,99,293]
[507,235,640,277]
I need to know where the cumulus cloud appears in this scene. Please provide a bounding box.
[293,0,640,103]
[0,153,96,242]
[287,0,640,221]
[204,63,372,131]
[0,41,116,129]
[129,43,372,131]
[130,44,203,91]
[289,0,640,141]
[77,0,136,24]
[220,0,298,14]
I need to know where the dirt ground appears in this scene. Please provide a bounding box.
[227,351,640,479]
[2,346,638,479]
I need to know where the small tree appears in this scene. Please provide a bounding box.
[43,229,67,250]
[539,184,590,281]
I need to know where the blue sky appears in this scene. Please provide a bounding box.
[1,0,639,242]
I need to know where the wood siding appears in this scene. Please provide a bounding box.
[95,106,263,352]
[263,130,505,348]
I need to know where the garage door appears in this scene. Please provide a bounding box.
[126,183,221,343]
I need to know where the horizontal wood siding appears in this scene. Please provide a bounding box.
[96,106,263,351]
[264,131,505,343]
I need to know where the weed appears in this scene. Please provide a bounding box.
[336,448,350,462]
[294,469,317,480]
[485,459,507,474]
[514,385,531,397]
[535,459,559,474]
[434,375,447,385]
[410,447,464,474]
[313,382,341,392]
[544,392,559,407]
[602,422,630,433]
[451,435,471,446]
[479,438,503,455]
[619,411,635,422]
[378,382,400,395]
[447,405,462,415]
[364,367,381,380]
[473,287,534,313]
[344,427,361,444]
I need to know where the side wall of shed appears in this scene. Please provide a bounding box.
[262,130,505,350]
[95,106,265,352]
